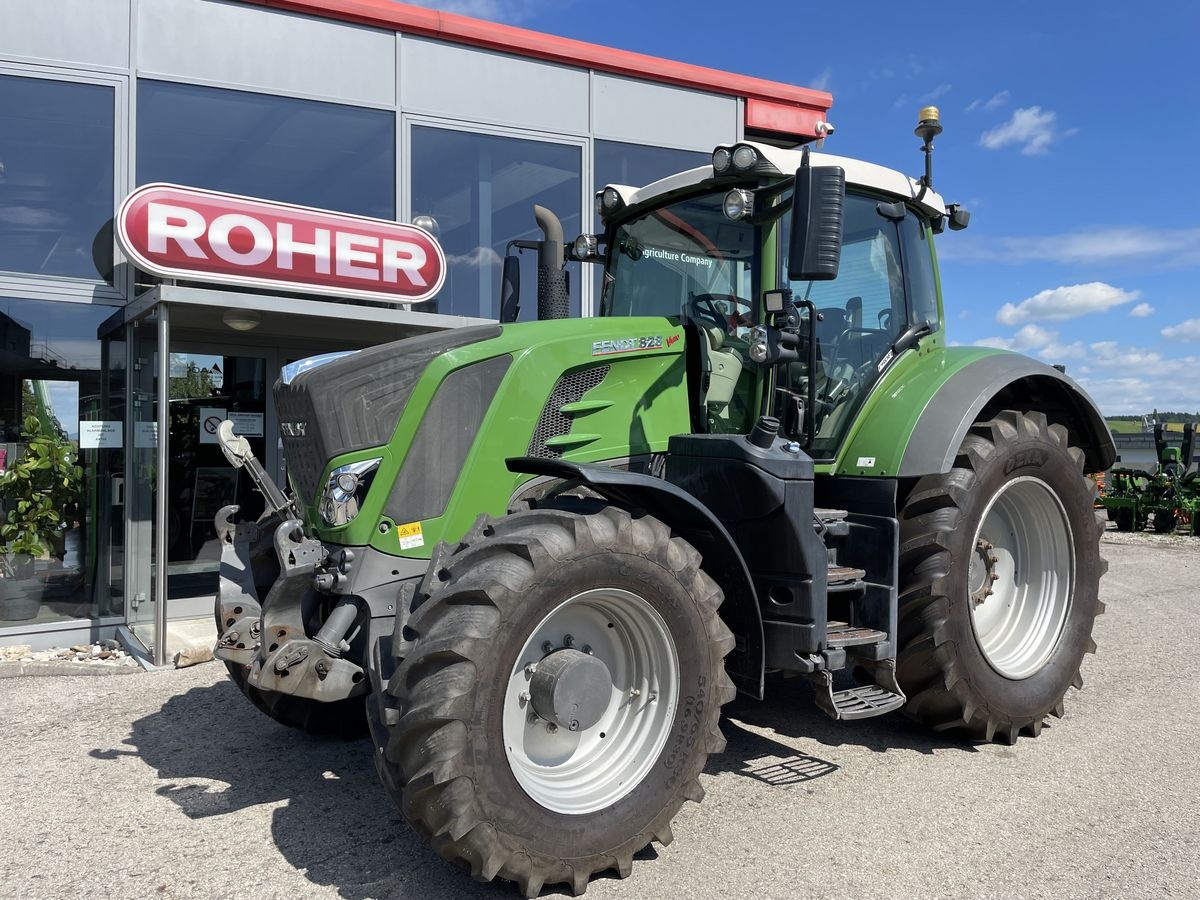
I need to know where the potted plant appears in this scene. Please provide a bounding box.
[0,414,83,621]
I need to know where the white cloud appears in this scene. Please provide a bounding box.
[1129,302,1155,318]
[966,90,1010,113]
[972,325,1084,361]
[938,226,1200,268]
[979,106,1073,155]
[920,83,952,103]
[398,0,547,22]
[1161,317,1200,341]
[996,283,1140,325]
[970,327,1200,413]
[809,67,833,92]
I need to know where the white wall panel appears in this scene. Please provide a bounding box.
[592,74,736,151]
[0,0,130,69]
[401,37,588,135]
[138,0,394,106]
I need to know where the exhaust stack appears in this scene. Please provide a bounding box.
[533,204,569,320]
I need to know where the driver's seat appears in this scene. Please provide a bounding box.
[697,325,743,429]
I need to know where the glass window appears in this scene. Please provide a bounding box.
[603,190,759,433]
[137,80,395,220]
[0,299,123,625]
[900,214,940,328]
[593,141,708,305]
[410,126,582,320]
[0,75,115,282]
[594,140,708,197]
[782,193,909,456]
[164,350,267,603]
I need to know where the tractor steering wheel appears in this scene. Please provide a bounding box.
[689,293,753,334]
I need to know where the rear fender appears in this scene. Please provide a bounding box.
[898,354,1116,476]
[506,456,765,699]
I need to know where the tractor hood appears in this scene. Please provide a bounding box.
[275,325,501,502]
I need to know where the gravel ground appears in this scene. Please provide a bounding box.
[1,532,1197,900]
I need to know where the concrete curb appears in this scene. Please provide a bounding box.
[0,660,142,678]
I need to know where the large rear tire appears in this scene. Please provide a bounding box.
[370,505,735,896]
[896,410,1106,743]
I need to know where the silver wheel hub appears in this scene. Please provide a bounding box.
[528,649,612,732]
[969,476,1074,680]
[502,587,680,816]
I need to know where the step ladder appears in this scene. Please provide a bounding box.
[807,657,906,721]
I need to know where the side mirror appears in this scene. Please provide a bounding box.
[499,254,521,323]
[787,153,845,282]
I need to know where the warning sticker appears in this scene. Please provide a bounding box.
[397,521,425,550]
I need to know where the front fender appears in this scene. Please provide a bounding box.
[833,347,1115,477]
[506,456,765,699]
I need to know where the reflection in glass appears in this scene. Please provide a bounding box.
[0,299,122,625]
[137,80,395,220]
[411,127,581,320]
[0,75,115,282]
[593,140,708,303]
[165,352,266,602]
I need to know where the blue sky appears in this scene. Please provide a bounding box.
[412,1,1199,414]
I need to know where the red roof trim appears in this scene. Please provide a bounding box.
[247,0,832,138]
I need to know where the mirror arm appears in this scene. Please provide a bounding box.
[798,299,818,447]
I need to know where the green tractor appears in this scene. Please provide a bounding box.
[213,108,1113,895]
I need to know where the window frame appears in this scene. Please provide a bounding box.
[0,63,128,305]
[403,113,590,318]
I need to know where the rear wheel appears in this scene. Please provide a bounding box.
[370,505,735,896]
[896,410,1106,743]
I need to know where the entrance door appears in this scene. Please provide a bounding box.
[164,344,270,609]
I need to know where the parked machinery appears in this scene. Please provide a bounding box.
[1103,424,1198,534]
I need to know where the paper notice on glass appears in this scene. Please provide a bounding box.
[199,407,228,445]
[228,412,264,437]
[135,421,158,449]
[80,421,123,449]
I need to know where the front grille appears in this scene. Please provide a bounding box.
[275,325,500,503]
[526,365,609,458]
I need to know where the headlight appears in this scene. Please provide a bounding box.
[602,187,623,212]
[723,188,754,221]
[319,458,382,527]
[712,147,732,173]
[731,144,759,171]
[749,326,769,363]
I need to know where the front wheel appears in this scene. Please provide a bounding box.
[896,410,1106,743]
[370,505,735,896]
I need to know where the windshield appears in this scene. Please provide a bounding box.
[601,191,757,332]
[601,190,759,433]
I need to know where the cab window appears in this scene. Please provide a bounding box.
[782,193,908,457]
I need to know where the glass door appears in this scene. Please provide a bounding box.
[164,343,268,609]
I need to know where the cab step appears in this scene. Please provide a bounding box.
[825,621,886,647]
[826,566,866,586]
[807,658,906,721]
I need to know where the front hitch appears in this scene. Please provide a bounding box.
[213,424,369,703]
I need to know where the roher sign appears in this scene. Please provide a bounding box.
[116,184,446,303]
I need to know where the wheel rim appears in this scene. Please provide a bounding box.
[968,476,1074,679]
[502,587,680,815]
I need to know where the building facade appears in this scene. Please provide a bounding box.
[0,0,829,652]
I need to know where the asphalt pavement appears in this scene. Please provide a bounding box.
[1,531,1196,899]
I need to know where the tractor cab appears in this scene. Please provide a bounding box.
[569,130,960,461]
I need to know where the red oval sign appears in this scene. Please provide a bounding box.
[116,184,446,304]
